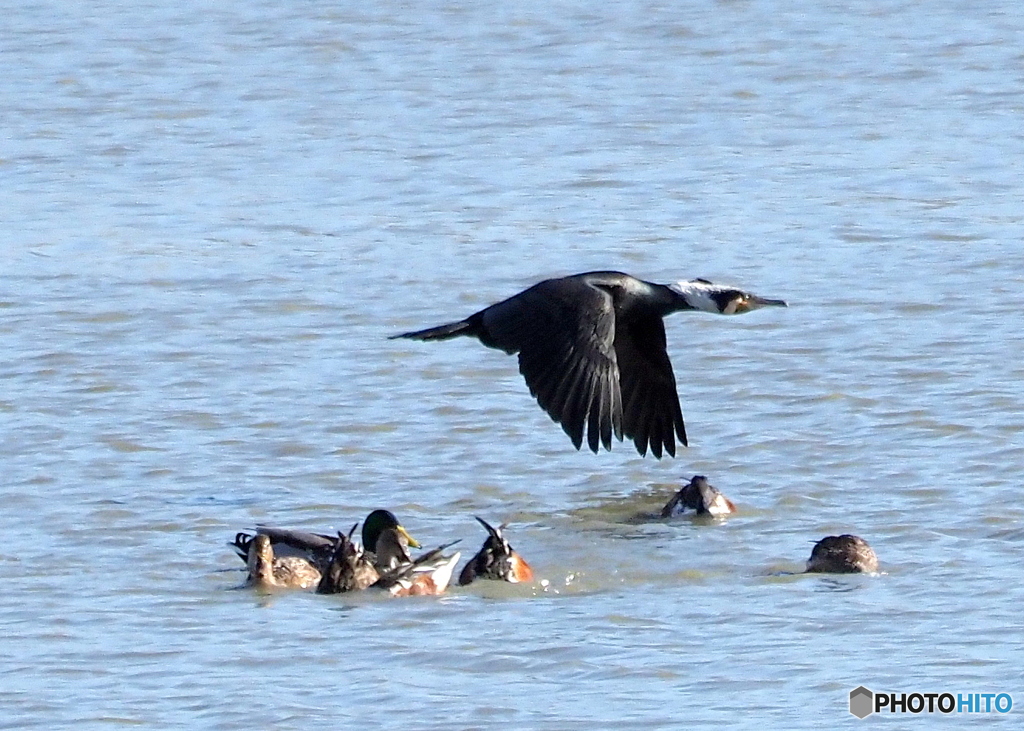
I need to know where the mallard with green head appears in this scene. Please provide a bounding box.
[361,509,421,570]
[805,535,879,574]
[458,517,534,585]
[317,524,461,597]
[374,537,462,597]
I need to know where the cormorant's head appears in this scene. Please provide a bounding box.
[669,278,788,315]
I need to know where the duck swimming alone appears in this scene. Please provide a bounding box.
[458,517,534,586]
[805,535,879,574]
[661,475,736,518]
[244,533,322,590]
[391,271,785,458]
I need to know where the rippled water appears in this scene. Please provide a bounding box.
[3,0,1023,727]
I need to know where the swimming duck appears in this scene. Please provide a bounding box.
[661,475,736,517]
[458,517,534,585]
[315,522,461,597]
[244,533,322,590]
[233,527,336,573]
[316,525,380,594]
[805,535,879,574]
[361,509,421,569]
[373,537,462,597]
[232,509,419,574]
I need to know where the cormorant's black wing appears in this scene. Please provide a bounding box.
[478,276,623,453]
[613,312,687,458]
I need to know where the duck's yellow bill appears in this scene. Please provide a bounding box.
[398,526,421,548]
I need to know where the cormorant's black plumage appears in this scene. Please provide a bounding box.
[391,271,785,458]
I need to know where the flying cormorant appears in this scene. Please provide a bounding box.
[391,271,786,458]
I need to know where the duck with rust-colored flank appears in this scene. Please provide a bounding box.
[661,475,736,518]
[243,533,322,590]
[805,535,879,574]
[458,517,534,585]
[316,523,461,598]
[373,532,462,597]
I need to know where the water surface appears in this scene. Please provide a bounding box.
[3,1,1023,727]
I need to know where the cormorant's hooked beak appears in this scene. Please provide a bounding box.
[730,293,788,314]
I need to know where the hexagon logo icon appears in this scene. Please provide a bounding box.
[850,686,874,719]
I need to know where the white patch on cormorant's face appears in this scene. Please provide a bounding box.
[669,279,731,314]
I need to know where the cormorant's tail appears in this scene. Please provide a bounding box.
[389,319,475,341]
